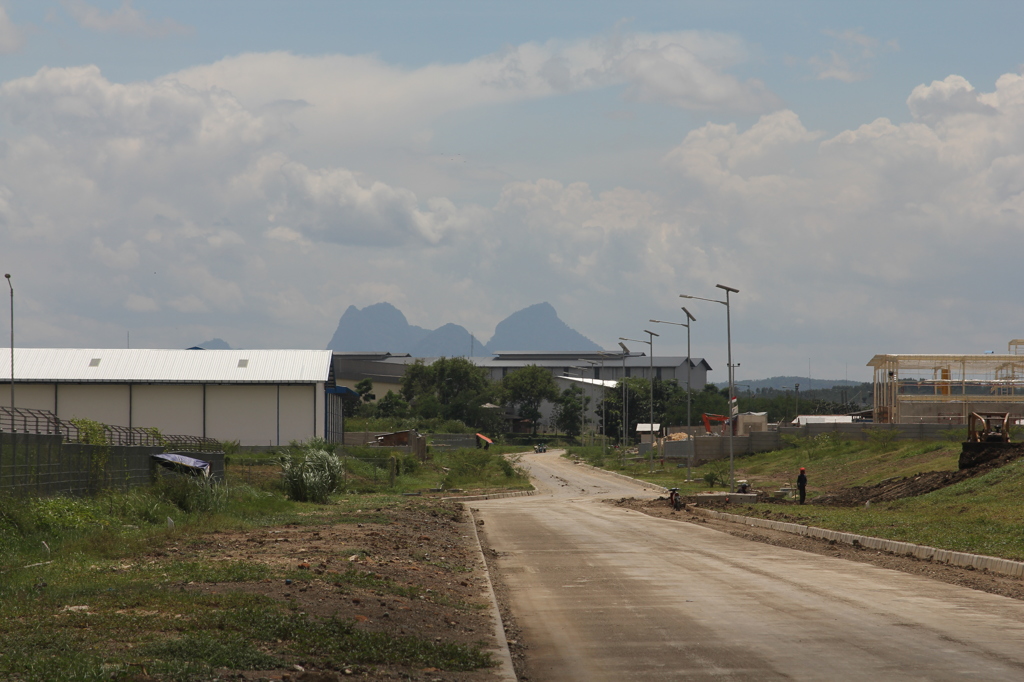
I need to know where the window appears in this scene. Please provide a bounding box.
[89,358,101,367]
[237,359,249,368]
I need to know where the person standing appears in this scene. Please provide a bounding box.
[797,467,807,505]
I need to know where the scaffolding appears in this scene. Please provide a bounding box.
[868,345,1024,424]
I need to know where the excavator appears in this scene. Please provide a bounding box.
[702,413,731,436]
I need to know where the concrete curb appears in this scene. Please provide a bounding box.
[443,490,536,503]
[571,461,670,493]
[465,508,518,681]
[689,506,1024,579]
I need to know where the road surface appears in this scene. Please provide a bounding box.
[473,450,1024,681]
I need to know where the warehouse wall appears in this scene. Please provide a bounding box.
[2,381,324,446]
[131,385,204,436]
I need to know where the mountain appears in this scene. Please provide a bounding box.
[487,302,602,352]
[410,323,488,357]
[327,303,430,352]
[716,376,868,391]
[326,301,601,355]
[192,338,232,350]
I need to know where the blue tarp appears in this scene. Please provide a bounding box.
[152,453,211,477]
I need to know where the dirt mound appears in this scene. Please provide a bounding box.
[815,443,1024,506]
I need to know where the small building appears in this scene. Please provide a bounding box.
[0,348,351,445]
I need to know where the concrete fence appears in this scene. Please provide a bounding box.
[654,422,960,465]
[0,431,224,497]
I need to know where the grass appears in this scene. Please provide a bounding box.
[572,437,1024,561]
[0,442,516,680]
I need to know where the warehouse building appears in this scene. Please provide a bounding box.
[0,348,350,445]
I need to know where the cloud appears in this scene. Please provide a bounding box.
[62,0,192,37]
[164,29,779,150]
[0,6,25,53]
[809,29,898,82]
[3,44,1024,380]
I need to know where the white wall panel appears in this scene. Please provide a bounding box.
[57,384,130,425]
[0,383,56,411]
[206,384,277,445]
[131,384,204,436]
[279,385,316,444]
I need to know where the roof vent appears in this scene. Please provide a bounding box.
[237,359,249,368]
[89,358,101,367]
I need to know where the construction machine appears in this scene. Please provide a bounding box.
[702,413,730,436]
[960,412,1014,469]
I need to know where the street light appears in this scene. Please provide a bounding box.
[681,284,739,492]
[650,306,696,480]
[620,330,660,467]
[618,342,631,448]
[4,273,11,411]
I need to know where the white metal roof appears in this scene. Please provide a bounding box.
[559,375,620,388]
[4,348,332,383]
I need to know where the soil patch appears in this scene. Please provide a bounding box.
[613,497,1024,602]
[150,500,506,681]
[814,444,1024,506]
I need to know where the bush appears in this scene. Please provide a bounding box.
[702,461,729,488]
[155,475,228,514]
[281,448,343,503]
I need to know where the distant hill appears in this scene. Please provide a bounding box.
[192,338,232,350]
[717,376,867,391]
[487,302,601,352]
[326,301,601,355]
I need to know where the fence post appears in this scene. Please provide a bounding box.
[389,456,397,487]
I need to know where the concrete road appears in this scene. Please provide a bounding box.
[474,450,1024,681]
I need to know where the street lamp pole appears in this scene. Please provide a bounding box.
[618,342,630,450]
[4,274,11,412]
[650,306,696,480]
[681,284,739,492]
[621,331,659,469]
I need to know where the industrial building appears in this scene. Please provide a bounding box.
[331,350,711,431]
[0,348,351,445]
[868,340,1024,424]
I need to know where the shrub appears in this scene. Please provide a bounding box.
[155,475,228,514]
[281,449,343,503]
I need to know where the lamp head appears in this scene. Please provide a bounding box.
[716,283,739,294]
[618,341,630,353]
[682,306,695,322]
[643,329,660,337]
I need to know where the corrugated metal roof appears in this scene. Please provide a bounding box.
[5,348,332,383]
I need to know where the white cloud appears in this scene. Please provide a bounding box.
[62,0,192,37]
[3,42,1024,380]
[164,29,779,152]
[809,29,898,82]
[0,6,25,53]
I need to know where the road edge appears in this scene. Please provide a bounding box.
[576,461,1024,580]
[688,506,1024,579]
[570,460,670,493]
[465,506,518,681]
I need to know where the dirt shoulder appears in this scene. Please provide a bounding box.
[613,497,1024,602]
[168,499,507,681]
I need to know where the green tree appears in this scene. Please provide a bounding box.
[399,357,495,427]
[553,385,590,438]
[499,365,559,434]
[355,378,376,402]
[374,390,409,418]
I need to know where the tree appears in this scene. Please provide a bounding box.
[399,357,496,427]
[374,390,409,418]
[554,385,590,438]
[499,365,559,434]
[355,378,376,403]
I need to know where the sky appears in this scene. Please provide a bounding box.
[1,1,1023,384]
